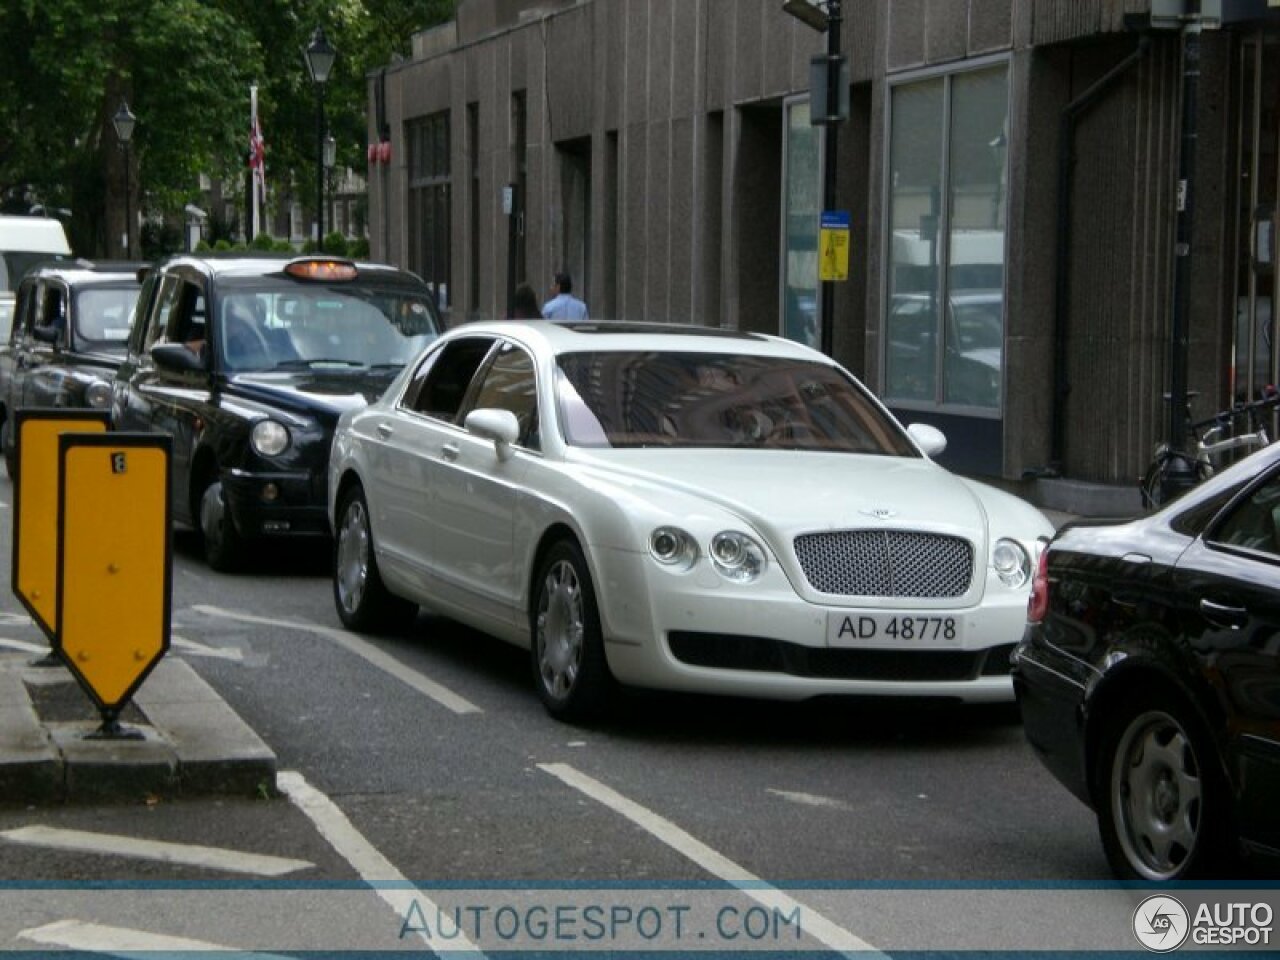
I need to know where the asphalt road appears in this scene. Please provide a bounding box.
[0,475,1143,955]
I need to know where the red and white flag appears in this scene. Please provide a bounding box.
[249,84,266,235]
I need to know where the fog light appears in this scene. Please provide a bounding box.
[261,482,280,502]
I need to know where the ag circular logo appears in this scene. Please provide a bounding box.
[1133,895,1190,952]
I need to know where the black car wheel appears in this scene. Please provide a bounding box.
[332,484,416,633]
[199,479,244,572]
[1097,692,1230,881]
[530,540,613,722]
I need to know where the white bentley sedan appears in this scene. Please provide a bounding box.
[328,321,1053,720]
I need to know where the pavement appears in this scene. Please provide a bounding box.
[0,651,275,806]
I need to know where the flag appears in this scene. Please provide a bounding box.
[249,84,266,236]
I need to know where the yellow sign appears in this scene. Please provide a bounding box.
[12,410,110,640]
[819,211,851,282]
[57,434,171,712]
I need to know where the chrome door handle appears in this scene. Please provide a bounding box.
[441,442,460,462]
[375,423,393,440]
[1199,597,1248,630]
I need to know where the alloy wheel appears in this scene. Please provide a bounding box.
[336,498,370,617]
[536,559,585,700]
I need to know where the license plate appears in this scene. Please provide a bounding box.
[827,612,964,648]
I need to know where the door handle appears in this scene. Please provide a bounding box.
[375,423,393,440]
[441,442,460,462]
[1199,597,1248,630]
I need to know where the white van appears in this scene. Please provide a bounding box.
[0,214,72,341]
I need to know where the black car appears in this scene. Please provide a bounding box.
[111,253,442,570]
[0,259,143,476]
[1013,443,1280,881]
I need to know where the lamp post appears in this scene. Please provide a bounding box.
[112,100,137,257]
[782,0,844,358]
[323,133,337,242]
[303,26,336,246]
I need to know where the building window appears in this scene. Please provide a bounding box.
[407,112,451,312]
[781,96,820,349]
[884,61,1008,413]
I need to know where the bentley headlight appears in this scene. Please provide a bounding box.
[992,538,1031,588]
[710,531,766,582]
[85,379,112,409]
[649,526,696,571]
[250,419,291,457]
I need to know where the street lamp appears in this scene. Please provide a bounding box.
[323,133,337,242]
[112,100,137,256]
[303,25,336,245]
[781,0,845,358]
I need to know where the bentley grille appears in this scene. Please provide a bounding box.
[793,529,974,598]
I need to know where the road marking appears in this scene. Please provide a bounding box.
[0,612,34,626]
[19,918,290,956]
[0,826,312,877]
[0,636,47,654]
[193,605,480,715]
[278,770,484,956]
[766,788,854,812]
[172,633,244,661]
[538,763,879,958]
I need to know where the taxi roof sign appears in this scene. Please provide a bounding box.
[11,410,110,641]
[56,433,171,715]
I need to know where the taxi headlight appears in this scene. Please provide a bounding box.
[649,526,696,571]
[250,419,291,457]
[993,538,1031,588]
[85,379,112,409]
[710,531,766,583]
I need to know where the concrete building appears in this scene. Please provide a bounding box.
[365,0,1280,513]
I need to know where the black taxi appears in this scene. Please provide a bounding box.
[0,259,143,476]
[111,253,442,570]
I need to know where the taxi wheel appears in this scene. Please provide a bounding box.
[333,484,416,633]
[1095,689,1232,881]
[199,479,244,572]
[530,540,614,722]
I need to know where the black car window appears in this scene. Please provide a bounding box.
[144,275,182,352]
[405,337,495,423]
[462,342,540,450]
[73,286,139,351]
[1207,472,1280,558]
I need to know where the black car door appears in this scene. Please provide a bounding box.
[1172,466,1280,855]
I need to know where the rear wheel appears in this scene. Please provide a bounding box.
[530,540,614,722]
[1096,691,1231,881]
[333,484,416,633]
[199,479,244,572]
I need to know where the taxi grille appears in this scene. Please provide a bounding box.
[793,529,973,598]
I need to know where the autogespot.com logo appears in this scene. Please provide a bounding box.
[1133,895,1190,953]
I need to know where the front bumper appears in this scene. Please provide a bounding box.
[223,467,330,539]
[589,546,1028,703]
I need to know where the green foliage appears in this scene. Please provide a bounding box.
[348,236,370,260]
[0,0,457,256]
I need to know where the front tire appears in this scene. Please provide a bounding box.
[199,479,244,572]
[530,540,613,722]
[333,484,416,633]
[1095,691,1231,881]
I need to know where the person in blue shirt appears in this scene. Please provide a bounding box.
[542,271,588,321]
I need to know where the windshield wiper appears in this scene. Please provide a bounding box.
[272,358,365,370]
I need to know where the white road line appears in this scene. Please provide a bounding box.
[0,636,47,654]
[172,633,244,662]
[766,788,855,812]
[277,769,484,956]
[0,826,312,877]
[19,918,289,957]
[538,763,880,958]
[193,605,481,715]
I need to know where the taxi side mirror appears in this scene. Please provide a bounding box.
[151,341,208,374]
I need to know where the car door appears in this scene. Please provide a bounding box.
[21,278,69,410]
[428,338,537,626]
[1173,467,1280,854]
[372,336,497,595]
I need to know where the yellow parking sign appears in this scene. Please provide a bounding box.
[56,433,171,714]
[819,210,851,282]
[11,410,110,640]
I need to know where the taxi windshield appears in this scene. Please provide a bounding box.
[216,282,441,373]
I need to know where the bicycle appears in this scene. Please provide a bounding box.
[1139,385,1280,510]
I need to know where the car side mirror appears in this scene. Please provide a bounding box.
[907,422,947,458]
[151,341,208,374]
[464,408,520,462]
[32,324,60,345]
